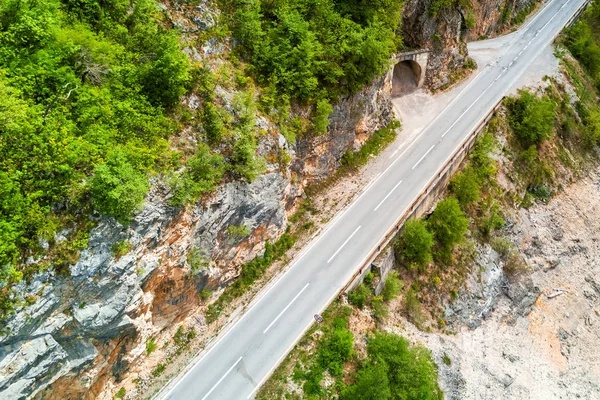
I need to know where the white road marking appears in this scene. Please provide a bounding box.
[327,226,361,264]
[412,145,435,170]
[441,76,499,139]
[374,180,403,212]
[263,283,310,334]
[201,356,243,400]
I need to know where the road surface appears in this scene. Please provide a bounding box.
[160,0,588,398]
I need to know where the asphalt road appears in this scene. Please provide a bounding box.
[160,0,588,398]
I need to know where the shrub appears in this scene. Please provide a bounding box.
[114,387,126,399]
[404,289,425,326]
[507,90,557,146]
[146,337,157,356]
[170,144,225,205]
[200,288,212,301]
[382,271,403,302]
[348,283,370,309]
[428,197,469,250]
[312,99,333,135]
[90,151,150,224]
[341,361,391,400]
[442,353,452,366]
[228,224,250,240]
[317,320,354,376]
[111,240,132,259]
[187,247,209,273]
[364,332,442,400]
[202,101,225,143]
[398,219,434,268]
[230,133,266,182]
[490,237,512,258]
[152,363,166,377]
[372,296,389,322]
[450,165,481,208]
[503,251,529,276]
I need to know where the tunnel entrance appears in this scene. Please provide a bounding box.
[392,60,422,97]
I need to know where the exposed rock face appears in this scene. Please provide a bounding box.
[402,0,468,90]
[402,0,540,90]
[469,0,540,40]
[0,173,294,398]
[294,74,393,183]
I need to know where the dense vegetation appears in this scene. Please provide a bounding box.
[258,272,441,400]
[0,0,190,317]
[342,332,442,400]
[564,0,600,92]
[220,0,404,117]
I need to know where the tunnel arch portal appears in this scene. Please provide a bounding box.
[391,50,429,97]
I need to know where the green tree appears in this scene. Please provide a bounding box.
[341,361,391,400]
[202,101,225,143]
[508,90,557,146]
[312,98,332,135]
[230,133,266,182]
[428,197,469,249]
[382,271,403,301]
[365,332,442,400]
[317,319,354,376]
[90,151,150,223]
[398,219,434,267]
[450,165,481,208]
[170,143,225,205]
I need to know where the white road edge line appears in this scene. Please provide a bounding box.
[412,145,435,170]
[374,180,403,212]
[201,356,243,400]
[263,283,310,334]
[327,226,361,264]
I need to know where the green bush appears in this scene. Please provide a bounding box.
[450,165,481,208]
[341,361,391,400]
[146,337,157,356]
[202,101,226,143]
[340,121,400,170]
[152,363,166,377]
[170,144,225,206]
[114,387,126,399]
[372,296,389,322]
[404,289,425,326]
[187,247,209,274]
[564,2,600,90]
[90,151,150,224]
[348,283,370,309]
[317,318,354,377]
[397,219,434,268]
[200,289,212,302]
[428,197,469,250]
[344,332,443,400]
[111,240,132,259]
[382,271,403,301]
[228,224,250,240]
[507,90,557,146]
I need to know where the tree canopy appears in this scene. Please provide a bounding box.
[0,0,190,318]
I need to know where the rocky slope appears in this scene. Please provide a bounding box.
[0,0,547,399]
[394,168,600,399]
